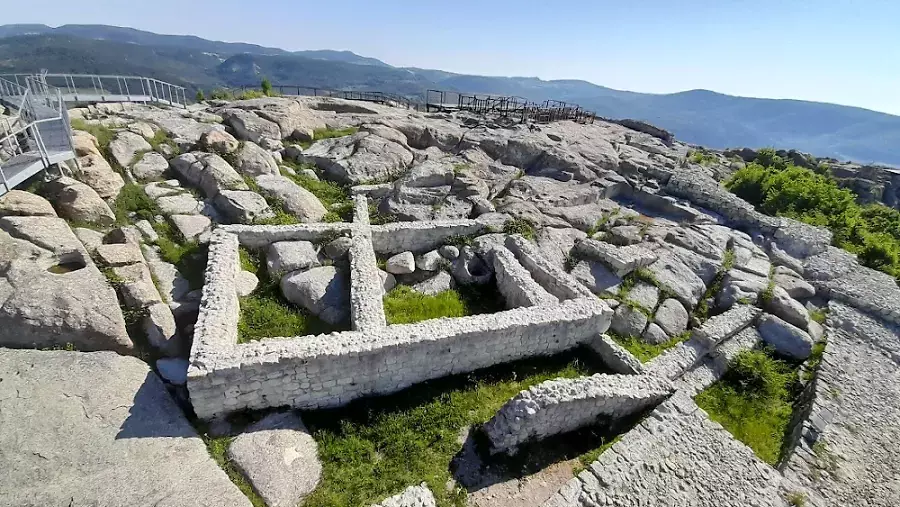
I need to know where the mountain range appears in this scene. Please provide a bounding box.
[0,23,897,166]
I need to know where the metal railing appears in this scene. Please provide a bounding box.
[0,72,188,108]
[226,84,423,110]
[425,89,597,125]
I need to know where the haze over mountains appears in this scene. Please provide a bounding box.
[1,23,898,166]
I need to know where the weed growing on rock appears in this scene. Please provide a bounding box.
[803,340,827,382]
[786,491,807,506]
[688,149,718,166]
[113,183,160,224]
[502,217,535,240]
[809,308,828,324]
[695,348,800,465]
[281,164,353,222]
[71,118,115,150]
[152,221,207,290]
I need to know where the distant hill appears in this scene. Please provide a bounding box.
[0,24,897,165]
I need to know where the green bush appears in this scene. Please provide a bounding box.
[261,78,273,97]
[113,183,159,224]
[209,88,234,100]
[502,217,535,240]
[195,90,205,102]
[70,118,115,151]
[725,161,900,280]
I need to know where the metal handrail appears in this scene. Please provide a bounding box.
[0,73,188,108]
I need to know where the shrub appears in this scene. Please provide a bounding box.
[261,78,273,97]
[113,183,159,224]
[502,217,535,240]
[725,161,900,281]
[195,90,205,102]
[209,88,234,100]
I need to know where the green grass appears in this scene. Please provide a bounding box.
[688,149,718,166]
[809,308,828,324]
[609,332,689,363]
[147,129,179,155]
[502,217,535,240]
[301,351,609,507]
[113,183,160,224]
[281,163,353,222]
[242,176,300,225]
[383,286,468,325]
[383,283,506,325]
[71,118,115,150]
[152,221,207,290]
[236,248,344,342]
[803,340,827,382]
[694,348,801,465]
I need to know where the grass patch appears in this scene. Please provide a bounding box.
[147,129,179,155]
[281,163,353,222]
[809,308,828,324]
[383,282,506,325]
[301,351,607,507]
[694,348,801,465]
[802,340,827,382]
[383,286,468,325]
[71,118,115,150]
[502,217,535,240]
[152,221,207,290]
[688,149,718,166]
[236,248,343,342]
[113,183,160,225]
[609,332,689,363]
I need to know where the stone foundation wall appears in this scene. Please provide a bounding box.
[188,298,612,419]
[483,373,673,453]
[370,219,487,254]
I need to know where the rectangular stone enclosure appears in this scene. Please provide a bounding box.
[188,196,613,420]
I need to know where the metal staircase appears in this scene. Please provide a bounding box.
[0,76,77,197]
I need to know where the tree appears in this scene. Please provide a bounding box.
[261,78,273,97]
[195,89,205,102]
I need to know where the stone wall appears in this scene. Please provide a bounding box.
[188,297,612,419]
[665,170,832,258]
[483,373,673,453]
[349,196,386,332]
[370,219,487,254]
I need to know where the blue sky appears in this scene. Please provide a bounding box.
[6,0,900,115]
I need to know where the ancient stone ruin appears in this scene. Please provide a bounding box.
[1,89,898,507]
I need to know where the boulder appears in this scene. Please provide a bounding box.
[773,266,815,299]
[299,132,413,184]
[0,190,57,217]
[267,241,320,275]
[412,270,455,295]
[280,266,349,325]
[370,483,436,507]
[0,349,251,507]
[214,190,274,224]
[236,270,259,297]
[254,174,327,222]
[142,301,179,355]
[610,304,649,338]
[386,251,416,274]
[220,108,283,144]
[227,412,322,507]
[156,193,203,215]
[0,228,131,353]
[415,250,444,272]
[764,286,811,330]
[75,153,125,199]
[234,141,279,177]
[170,214,211,242]
[438,245,459,260]
[535,227,586,270]
[626,282,659,312]
[323,236,353,260]
[104,225,143,246]
[132,152,170,181]
[156,357,190,385]
[95,243,144,267]
[642,322,670,345]
[73,227,104,253]
[654,298,689,337]
[112,262,163,308]
[108,131,151,168]
[71,130,101,157]
[757,314,814,360]
[134,219,159,242]
[144,180,182,199]
[379,270,397,294]
[170,152,248,198]
[44,177,115,225]
[645,249,706,309]
[570,260,622,296]
[200,130,240,154]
